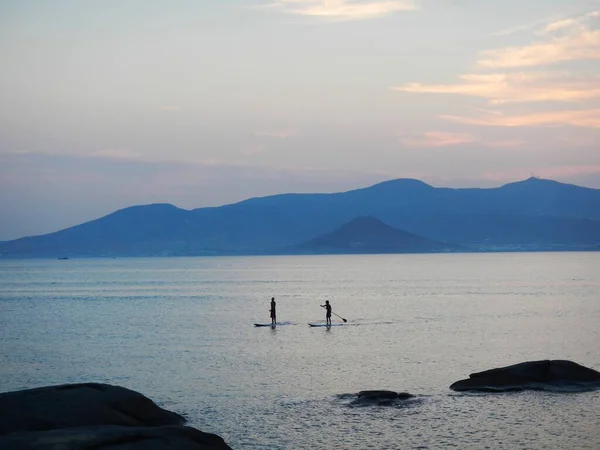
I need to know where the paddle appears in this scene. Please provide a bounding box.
[321,305,347,323]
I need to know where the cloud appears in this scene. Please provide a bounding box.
[467,106,505,116]
[479,30,600,68]
[394,72,600,104]
[260,0,416,21]
[541,18,577,34]
[441,109,600,128]
[490,15,562,37]
[395,11,600,130]
[400,131,476,147]
[490,10,599,36]
[479,13,600,68]
[400,131,525,149]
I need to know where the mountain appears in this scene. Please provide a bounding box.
[290,216,461,254]
[1,177,600,257]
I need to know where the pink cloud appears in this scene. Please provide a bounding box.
[394,9,600,138]
[400,131,476,147]
[399,132,526,149]
[441,109,600,128]
[541,18,577,34]
[260,0,416,21]
[395,72,600,104]
[478,24,600,68]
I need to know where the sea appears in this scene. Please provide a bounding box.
[1,252,599,449]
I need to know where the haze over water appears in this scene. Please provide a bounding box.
[1,252,599,449]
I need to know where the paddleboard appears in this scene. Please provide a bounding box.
[254,322,292,327]
[308,323,345,327]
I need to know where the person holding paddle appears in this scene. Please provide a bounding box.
[318,301,347,325]
[321,300,332,326]
[270,297,276,325]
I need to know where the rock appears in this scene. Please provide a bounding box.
[450,360,600,392]
[357,390,413,400]
[353,390,414,405]
[0,383,232,449]
[0,383,184,435]
[0,425,230,450]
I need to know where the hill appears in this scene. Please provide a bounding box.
[1,177,599,257]
[290,216,460,254]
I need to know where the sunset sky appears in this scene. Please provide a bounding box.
[1,0,599,239]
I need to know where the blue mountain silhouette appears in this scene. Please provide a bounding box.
[1,177,599,257]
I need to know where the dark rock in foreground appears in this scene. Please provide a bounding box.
[450,360,600,392]
[0,425,229,450]
[0,383,231,449]
[353,390,414,405]
[0,383,184,434]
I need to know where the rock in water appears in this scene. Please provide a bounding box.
[353,390,414,405]
[0,383,232,449]
[450,360,600,392]
[0,383,184,434]
[0,425,230,450]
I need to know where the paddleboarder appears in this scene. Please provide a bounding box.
[321,300,332,325]
[270,297,276,325]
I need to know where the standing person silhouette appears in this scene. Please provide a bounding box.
[321,300,332,326]
[270,297,276,325]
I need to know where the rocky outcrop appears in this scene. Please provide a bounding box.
[352,390,414,405]
[0,425,230,450]
[0,383,231,449]
[450,360,600,392]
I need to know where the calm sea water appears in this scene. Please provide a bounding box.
[1,253,599,449]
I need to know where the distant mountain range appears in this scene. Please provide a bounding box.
[1,177,600,258]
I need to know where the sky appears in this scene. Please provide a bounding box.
[1,0,599,240]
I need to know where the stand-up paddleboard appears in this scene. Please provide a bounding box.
[308,323,345,327]
[254,322,292,327]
